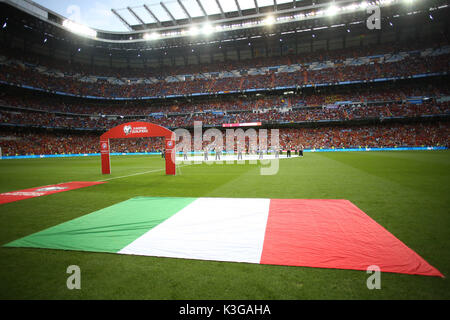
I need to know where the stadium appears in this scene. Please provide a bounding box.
[0,0,449,304]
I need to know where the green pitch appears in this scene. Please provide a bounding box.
[0,151,449,299]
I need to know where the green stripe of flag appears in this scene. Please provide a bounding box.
[4,197,196,253]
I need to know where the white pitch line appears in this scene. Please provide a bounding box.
[98,164,191,182]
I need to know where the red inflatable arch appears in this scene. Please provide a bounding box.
[100,122,176,175]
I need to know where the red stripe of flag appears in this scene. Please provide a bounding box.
[260,199,443,277]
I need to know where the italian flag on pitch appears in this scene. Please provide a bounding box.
[5,197,443,277]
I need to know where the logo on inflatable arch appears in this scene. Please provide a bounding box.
[166,140,174,148]
[123,125,132,135]
[101,142,108,150]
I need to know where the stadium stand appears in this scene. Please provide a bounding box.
[0,42,449,99]
[0,0,449,157]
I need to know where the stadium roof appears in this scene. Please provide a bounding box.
[110,0,314,31]
[1,0,448,64]
[4,0,447,45]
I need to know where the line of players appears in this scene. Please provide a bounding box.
[175,145,305,161]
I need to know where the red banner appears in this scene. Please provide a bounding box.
[0,181,106,204]
[222,122,262,128]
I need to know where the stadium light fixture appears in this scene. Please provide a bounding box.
[345,4,358,12]
[326,5,339,16]
[264,16,275,25]
[202,23,214,35]
[62,19,97,38]
[189,26,200,36]
[144,32,160,40]
[359,1,369,9]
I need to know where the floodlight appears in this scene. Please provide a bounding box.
[326,5,339,16]
[346,4,358,11]
[62,19,97,38]
[189,26,200,36]
[144,32,160,40]
[264,16,275,25]
[202,23,214,35]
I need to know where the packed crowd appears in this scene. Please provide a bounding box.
[1,40,449,156]
[0,91,296,115]
[0,131,165,156]
[1,100,448,130]
[276,122,449,150]
[1,122,447,156]
[1,80,449,116]
[1,43,448,99]
[1,40,444,79]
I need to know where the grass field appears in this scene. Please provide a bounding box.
[0,151,449,300]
